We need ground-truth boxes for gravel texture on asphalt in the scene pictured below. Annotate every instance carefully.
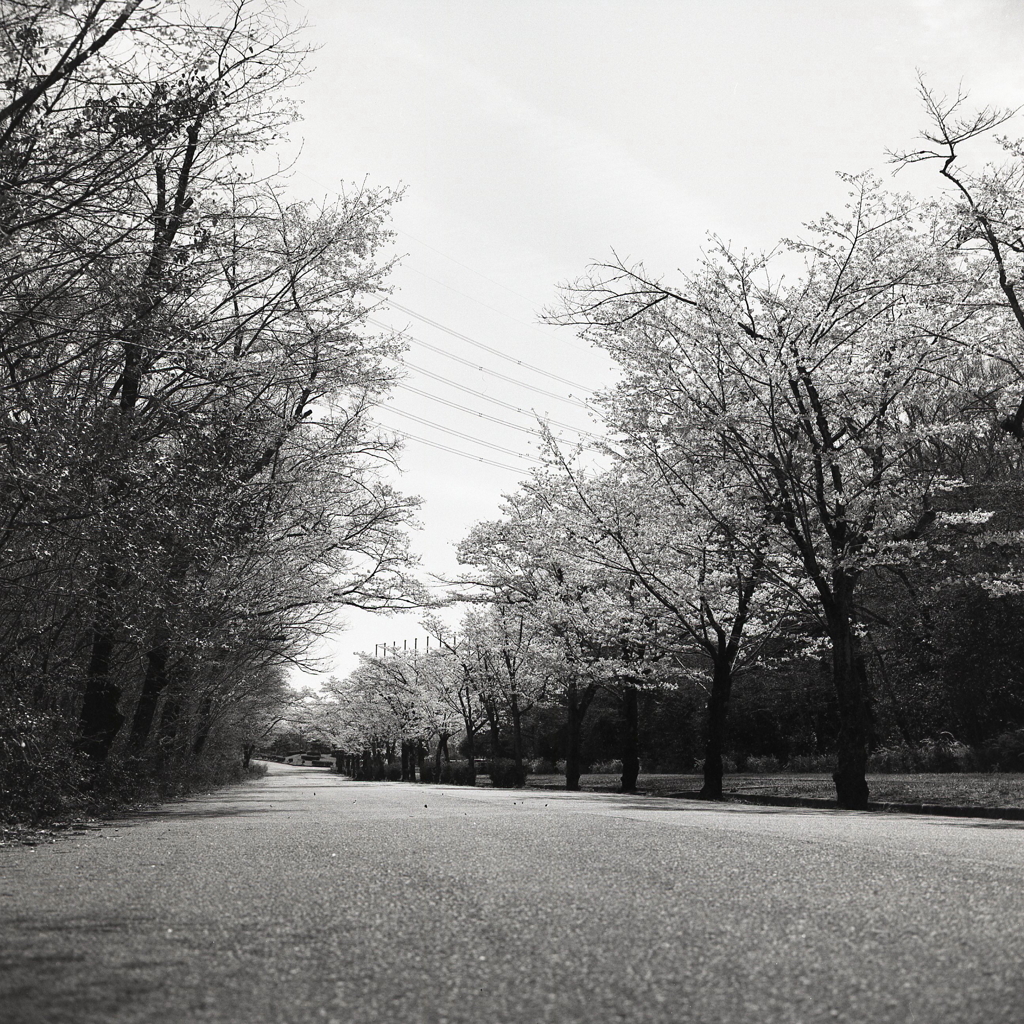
[2,762,1023,1024]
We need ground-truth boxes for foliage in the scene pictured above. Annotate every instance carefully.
[486,758,523,789]
[440,760,476,785]
[982,728,1024,772]
[0,0,418,820]
[308,79,1024,805]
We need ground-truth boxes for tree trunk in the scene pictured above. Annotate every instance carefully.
[242,742,255,769]
[462,717,477,785]
[483,696,502,759]
[620,684,640,794]
[154,683,185,775]
[436,732,450,782]
[416,738,426,782]
[77,563,123,762]
[78,630,123,763]
[191,693,214,757]
[126,635,169,754]
[565,680,597,791]
[509,693,526,788]
[157,688,180,743]
[700,657,734,801]
[829,596,871,810]
[400,740,411,781]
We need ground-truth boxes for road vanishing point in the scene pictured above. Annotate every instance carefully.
[3,762,1023,1024]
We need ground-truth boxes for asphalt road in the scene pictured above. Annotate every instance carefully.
[3,764,1024,1024]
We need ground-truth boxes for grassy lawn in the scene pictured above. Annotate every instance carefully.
[524,772,1024,808]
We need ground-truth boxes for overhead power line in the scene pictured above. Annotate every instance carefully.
[392,386,548,438]
[382,407,546,463]
[388,301,592,392]
[401,359,605,436]
[393,383,605,452]
[368,317,592,411]
[293,167,595,355]
[388,429,534,474]
[399,265,597,357]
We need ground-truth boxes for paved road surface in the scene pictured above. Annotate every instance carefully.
[3,763,1024,1023]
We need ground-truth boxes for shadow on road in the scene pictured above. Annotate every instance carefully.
[592,791,1024,831]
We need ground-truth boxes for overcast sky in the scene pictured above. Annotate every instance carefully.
[280,0,1024,682]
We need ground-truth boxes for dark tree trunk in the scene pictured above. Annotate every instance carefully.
[435,732,450,782]
[828,587,871,810]
[242,742,255,769]
[620,684,640,794]
[565,680,597,791]
[126,636,169,754]
[400,740,411,781]
[509,693,526,788]
[462,719,477,785]
[460,682,477,785]
[191,693,214,757]
[77,562,123,762]
[153,684,185,775]
[700,657,734,801]
[78,629,123,762]
[157,688,180,743]
[483,697,502,759]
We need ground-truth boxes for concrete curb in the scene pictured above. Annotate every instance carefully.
[665,790,1024,822]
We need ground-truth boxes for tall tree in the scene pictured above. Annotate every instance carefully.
[458,476,662,791]
[552,177,992,807]
[0,1,419,810]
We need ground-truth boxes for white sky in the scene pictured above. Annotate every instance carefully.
[281,0,1024,684]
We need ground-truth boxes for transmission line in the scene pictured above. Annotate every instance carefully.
[388,301,592,391]
[400,360,605,436]
[388,429,536,473]
[368,318,592,410]
[392,383,604,453]
[381,407,546,463]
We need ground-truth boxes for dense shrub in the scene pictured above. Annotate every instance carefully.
[527,757,557,775]
[744,754,782,773]
[441,760,476,785]
[589,759,623,774]
[914,736,977,772]
[982,728,1024,771]
[0,696,91,822]
[867,737,982,773]
[867,745,917,773]
[384,763,402,781]
[488,758,524,788]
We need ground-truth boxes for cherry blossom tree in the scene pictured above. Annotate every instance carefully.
[552,176,993,808]
[458,475,666,791]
